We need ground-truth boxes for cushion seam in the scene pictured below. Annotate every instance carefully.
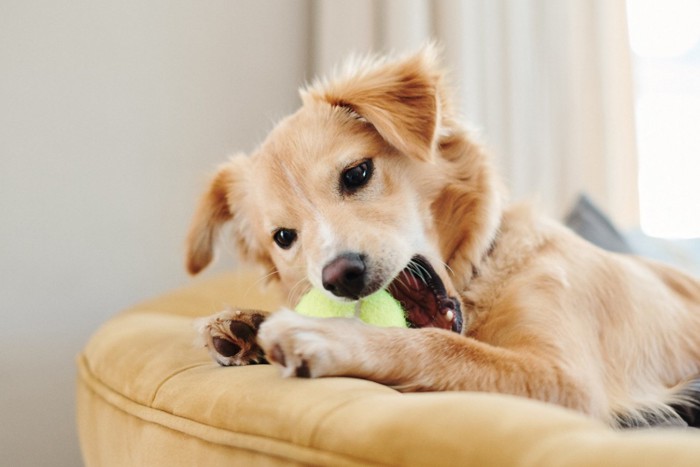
[77,354,388,466]
[148,362,210,405]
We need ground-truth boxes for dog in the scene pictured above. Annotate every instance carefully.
[186,46,700,428]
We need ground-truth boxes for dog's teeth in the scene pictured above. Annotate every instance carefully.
[445,310,454,322]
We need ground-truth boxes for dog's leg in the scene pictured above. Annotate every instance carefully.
[257,310,592,413]
[197,308,269,366]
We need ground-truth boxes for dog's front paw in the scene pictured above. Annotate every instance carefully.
[197,308,268,366]
[257,309,360,379]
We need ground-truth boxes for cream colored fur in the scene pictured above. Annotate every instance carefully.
[187,46,700,427]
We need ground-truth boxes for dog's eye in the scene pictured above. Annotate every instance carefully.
[273,228,297,249]
[341,159,373,192]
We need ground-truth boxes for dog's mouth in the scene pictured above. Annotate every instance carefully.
[387,256,463,333]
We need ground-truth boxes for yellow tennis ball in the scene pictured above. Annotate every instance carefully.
[295,288,407,328]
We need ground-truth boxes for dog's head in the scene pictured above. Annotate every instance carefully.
[186,47,502,333]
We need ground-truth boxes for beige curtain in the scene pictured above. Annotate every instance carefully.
[309,0,639,226]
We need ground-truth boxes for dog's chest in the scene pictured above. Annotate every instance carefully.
[458,257,522,339]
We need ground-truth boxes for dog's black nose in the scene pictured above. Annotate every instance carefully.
[322,253,366,299]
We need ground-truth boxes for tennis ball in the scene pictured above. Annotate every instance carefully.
[295,288,407,328]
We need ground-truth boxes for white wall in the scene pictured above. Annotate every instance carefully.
[0,1,311,465]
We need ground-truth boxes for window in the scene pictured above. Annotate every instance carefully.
[627,0,700,238]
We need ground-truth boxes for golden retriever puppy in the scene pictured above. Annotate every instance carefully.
[187,47,700,428]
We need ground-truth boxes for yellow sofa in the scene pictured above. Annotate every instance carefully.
[77,271,700,466]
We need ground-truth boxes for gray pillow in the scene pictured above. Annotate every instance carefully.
[564,194,634,254]
[564,193,700,277]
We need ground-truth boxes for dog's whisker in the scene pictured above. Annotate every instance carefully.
[406,262,426,286]
[394,274,413,292]
[287,277,311,307]
[408,260,430,286]
[251,268,281,289]
[406,260,421,278]
[249,265,307,305]
[404,263,418,284]
[287,281,305,305]
[413,261,433,282]
[422,252,456,278]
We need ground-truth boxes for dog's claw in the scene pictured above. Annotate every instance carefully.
[295,360,311,378]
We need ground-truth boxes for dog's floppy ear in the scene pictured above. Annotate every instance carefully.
[186,162,236,274]
[304,46,442,162]
[186,155,264,275]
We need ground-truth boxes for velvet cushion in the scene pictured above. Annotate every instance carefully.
[77,271,700,466]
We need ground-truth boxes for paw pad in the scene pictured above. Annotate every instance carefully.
[213,336,241,357]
